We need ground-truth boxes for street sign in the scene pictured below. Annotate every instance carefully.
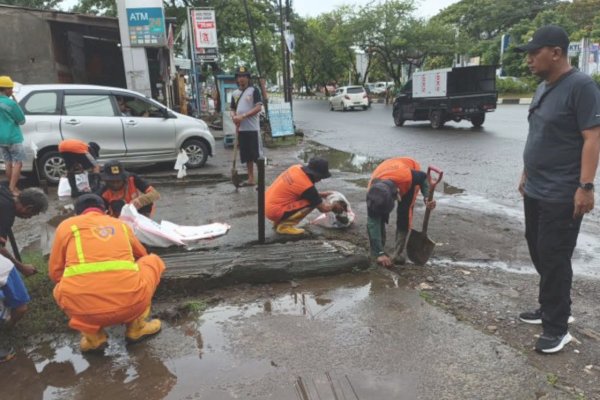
[192,9,219,61]
[568,42,581,56]
[126,6,166,47]
[268,103,294,137]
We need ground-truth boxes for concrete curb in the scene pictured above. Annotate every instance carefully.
[281,95,532,105]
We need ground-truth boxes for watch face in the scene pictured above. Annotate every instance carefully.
[581,183,594,190]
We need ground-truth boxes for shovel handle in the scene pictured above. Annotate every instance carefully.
[422,166,444,234]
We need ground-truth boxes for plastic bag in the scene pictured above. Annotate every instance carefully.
[174,150,189,179]
[57,177,71,198]
[310,191,355,229]
[75,172,90,192]
[119,204,230,248]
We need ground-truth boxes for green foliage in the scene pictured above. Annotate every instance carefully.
[70,0,115,16]
[1,0,62,9]
[592,74,600,87]
[496,76,537,94]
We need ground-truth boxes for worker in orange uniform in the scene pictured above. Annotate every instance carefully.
[58,139,101,198]
[367,157,436,268]
[265,157,343,235]
[98,160,160,218]
[49,194,165,352]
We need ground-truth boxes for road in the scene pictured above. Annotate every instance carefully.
[295,100,529,204]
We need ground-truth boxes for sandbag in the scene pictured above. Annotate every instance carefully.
[310,191,355,229]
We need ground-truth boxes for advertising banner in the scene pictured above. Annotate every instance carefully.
[192,9,219,61]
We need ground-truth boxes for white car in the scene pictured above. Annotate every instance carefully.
[329,86,369,111]
[4,84,216,183]
[370,81,394,94]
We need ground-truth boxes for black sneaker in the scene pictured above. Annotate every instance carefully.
[535,332,572,354]
[519,309,574,324]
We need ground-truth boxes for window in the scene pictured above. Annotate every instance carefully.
[347,87,364,94]
[64,94,115,117]
[22,92,58,115]
[115,95,163,118]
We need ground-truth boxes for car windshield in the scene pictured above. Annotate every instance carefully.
[347,87,364,94]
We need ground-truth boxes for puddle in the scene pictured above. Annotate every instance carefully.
[300,142,382,174]
[1,273,415,399]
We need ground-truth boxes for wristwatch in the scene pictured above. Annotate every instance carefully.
[579,182,594,191]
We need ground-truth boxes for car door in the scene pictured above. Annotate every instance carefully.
[113,93,176,161]
[60,90,126,158]
[335,89,343,108]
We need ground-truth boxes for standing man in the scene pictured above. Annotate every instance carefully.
[516,25,600,354]
[367,157,435,268]
[0,186,48,361]
[266,158,342,235]
[230,66,263,187]
[49,194,165,352]
[0,76,26,197]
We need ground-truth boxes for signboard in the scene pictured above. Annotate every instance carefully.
[568,42,581,57]
[126,7,166,47]
[192,9,219,61]
[412,69,450,98]
[268,103,294,138]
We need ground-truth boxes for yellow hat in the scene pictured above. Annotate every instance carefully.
[0,76,14,88]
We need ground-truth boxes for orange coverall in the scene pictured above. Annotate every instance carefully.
[49,209,165,334]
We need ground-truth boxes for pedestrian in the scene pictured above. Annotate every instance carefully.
[265,157,343,235]
[0,76,26,197]
[366,157,436,268]
[0,186,48,362]
[58,139,101,198]
[98,160,160,218]
[230,66,263,187]
[515,25,600,354]
[49,194,166,352]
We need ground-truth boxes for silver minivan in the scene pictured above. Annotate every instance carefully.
[4,84,215,183]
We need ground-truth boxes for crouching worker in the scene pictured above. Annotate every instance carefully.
[99,160,160,218]
[367,157,436,268]
[265,157,343,235]
[58,139,101,198]
[49,194,165,352]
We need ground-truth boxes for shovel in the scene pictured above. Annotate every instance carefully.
[231,126,243,188]
[407,166,443,265]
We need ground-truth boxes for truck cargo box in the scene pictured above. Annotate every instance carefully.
[412,66,496,98]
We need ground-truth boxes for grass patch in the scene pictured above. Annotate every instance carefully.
[264,135,301,148]
[498,92,535,99]
[419,291,433,303]
[183,300,208,314]
[546,373,558,386]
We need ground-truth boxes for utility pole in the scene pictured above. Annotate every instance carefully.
[285,0,293,109]
[278,0,289,103]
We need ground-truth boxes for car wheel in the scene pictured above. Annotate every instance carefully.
[182,139,209,168]
[393,108,405,127]
[38,150,66,184]
[430,110,445,129]
[470,113,485,128]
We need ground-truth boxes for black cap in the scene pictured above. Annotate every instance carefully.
[303,157,331,180]
[74,193,106,215]
[234,65,251,77]
[101,160,127,181]
[515,25,569,52]
[367,180,397,218]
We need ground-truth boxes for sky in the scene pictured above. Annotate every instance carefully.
[295,0,461,18]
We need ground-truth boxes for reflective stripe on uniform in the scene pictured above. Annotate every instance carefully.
[70,225,85,263]
[63,260,139,277]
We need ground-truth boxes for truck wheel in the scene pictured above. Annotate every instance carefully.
[430,111,445,129]
[471,113,485,128]
[393,109,405,126]
[38,150,66,184]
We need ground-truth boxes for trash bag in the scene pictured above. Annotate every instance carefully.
[174,150,189,179]
[310,191,355,229]
[119,204,230,248]
[57,177,71,198]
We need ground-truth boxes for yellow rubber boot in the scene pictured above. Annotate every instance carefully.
[80,329,108,353]
[275,209,310,235]
[125,306,161,344]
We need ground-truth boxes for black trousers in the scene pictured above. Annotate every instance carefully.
[524,195,582,335]
[396,185,417,233]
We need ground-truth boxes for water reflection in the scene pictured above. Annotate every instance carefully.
[300,142,381,174]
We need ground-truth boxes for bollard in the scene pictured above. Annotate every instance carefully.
[257,157,265,243]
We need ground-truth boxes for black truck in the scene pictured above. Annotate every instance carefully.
[392,65,497,129]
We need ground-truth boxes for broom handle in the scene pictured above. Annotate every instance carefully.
[421,166,443,234]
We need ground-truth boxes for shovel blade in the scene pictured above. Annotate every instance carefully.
[407,229,436,265]
[231,169,242,188]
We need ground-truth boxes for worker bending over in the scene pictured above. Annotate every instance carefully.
[367,157,436,267]
[266,157,343,235]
